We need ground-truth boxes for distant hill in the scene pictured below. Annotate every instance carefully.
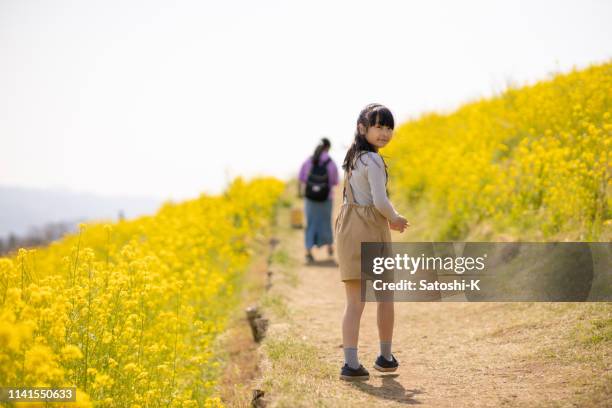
[0,185,162,240]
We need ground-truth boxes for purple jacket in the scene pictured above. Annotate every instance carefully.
[298,151,339,200]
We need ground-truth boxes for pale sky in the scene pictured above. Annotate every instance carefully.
[1,0,611,201]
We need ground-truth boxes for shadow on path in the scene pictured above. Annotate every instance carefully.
[305,258,338,268]
[349,374,424,405]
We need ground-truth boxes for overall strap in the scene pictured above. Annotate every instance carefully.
[343,169,356,204]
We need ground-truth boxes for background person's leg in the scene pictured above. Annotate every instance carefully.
[317,198,334,253]
[304,199,315,262]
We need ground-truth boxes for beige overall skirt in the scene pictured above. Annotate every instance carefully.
[334,169,392,282]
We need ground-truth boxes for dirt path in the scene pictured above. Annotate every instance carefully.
[252,190,611,407]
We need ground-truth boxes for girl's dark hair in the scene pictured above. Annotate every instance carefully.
[342,103,395,192]
[312,137,331,165]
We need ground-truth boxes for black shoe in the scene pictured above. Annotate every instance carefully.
[305,253,315,264]
[340,364,369,381]
[373,354,399,372]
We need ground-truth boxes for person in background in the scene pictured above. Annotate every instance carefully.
[298,137,339,264]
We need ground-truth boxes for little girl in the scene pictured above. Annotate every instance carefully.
[334,103,409,381]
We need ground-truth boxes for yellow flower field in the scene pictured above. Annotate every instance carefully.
[0,177,284,407]
[383,60,611,240]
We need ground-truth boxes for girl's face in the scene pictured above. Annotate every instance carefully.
[359,122,393,150]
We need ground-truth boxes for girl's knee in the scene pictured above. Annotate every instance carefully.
[345,301,365,315]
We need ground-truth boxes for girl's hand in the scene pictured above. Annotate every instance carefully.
[389,215,410,233]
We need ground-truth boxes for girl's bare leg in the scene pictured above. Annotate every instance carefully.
[377,300,394,342]
[342,280,365,347]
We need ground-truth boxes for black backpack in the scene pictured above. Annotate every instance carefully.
[305,157,332,201]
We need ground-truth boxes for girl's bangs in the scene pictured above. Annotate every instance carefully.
[366,107,395,129]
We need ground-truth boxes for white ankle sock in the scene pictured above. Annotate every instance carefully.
[343,347,360,369]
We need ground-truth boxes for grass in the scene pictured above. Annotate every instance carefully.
[270,248,292,266]
[264,336,334,378]
[583,317,612,345]
[259,332,337,408]
[269,248,299,288]
[260,292,291,321]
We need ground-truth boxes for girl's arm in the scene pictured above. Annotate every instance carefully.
[366,153,401,222]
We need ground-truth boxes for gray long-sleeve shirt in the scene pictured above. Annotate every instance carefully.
[343,151,401,222]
